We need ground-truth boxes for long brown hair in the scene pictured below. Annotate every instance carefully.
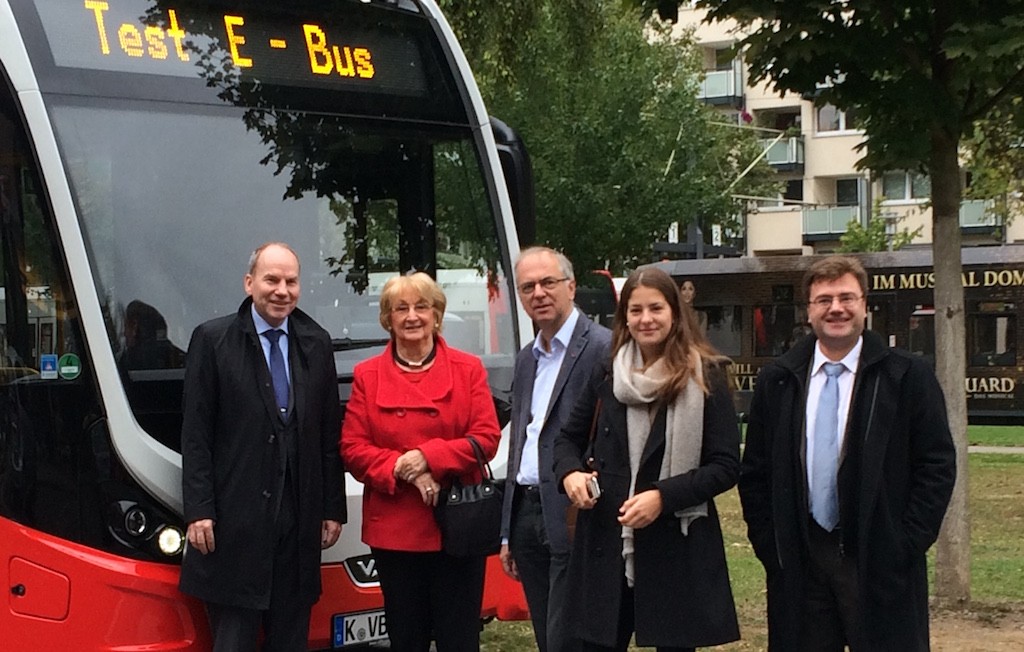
[611,268,719,398]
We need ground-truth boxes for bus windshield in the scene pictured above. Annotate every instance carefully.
[12,0,519,452]
[47,97,516,450]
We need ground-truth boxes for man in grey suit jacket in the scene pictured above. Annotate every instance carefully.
[500,247,612,652]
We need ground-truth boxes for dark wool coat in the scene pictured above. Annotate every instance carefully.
[740,330,956,651]
[553,360,741,649]
[179,299,345,609]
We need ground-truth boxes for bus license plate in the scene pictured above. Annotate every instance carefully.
[332,610,387,647]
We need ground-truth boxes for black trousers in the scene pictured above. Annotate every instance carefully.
[509,484,579,652]
[205,471,310,652]
[371,547,486,652]
[799,520,863,651]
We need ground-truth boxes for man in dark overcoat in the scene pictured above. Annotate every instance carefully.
[179,242,345,651]
[500,246,611,652]
[741,255,956,651]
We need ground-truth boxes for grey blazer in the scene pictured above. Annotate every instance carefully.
[500,311,612,555]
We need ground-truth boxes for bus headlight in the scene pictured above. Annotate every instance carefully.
[157,526,185,556]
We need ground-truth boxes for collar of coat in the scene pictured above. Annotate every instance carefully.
[775,328,889,377]
[375,336,455,409]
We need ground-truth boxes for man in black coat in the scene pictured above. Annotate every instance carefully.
[499,247,611,652]
[741,255,956,651]
[179,242,345,651]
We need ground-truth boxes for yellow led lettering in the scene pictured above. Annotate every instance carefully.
[85,0,112,54]
[166,9,189,62]
[354,48,374,78]
[145,26,168,60]
[118,24,144,57]
[334,46,355,77]
[224,15,253,68]
[304,25,333,74]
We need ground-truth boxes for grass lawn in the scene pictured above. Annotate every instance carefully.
[739,425,1024,447]
[481,453,1024,650]
[968,425,1024,447]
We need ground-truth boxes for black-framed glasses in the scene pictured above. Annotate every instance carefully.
[517,276,569,295]
[809,293,863,309]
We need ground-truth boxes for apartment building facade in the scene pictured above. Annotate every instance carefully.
[673,6,1023,257]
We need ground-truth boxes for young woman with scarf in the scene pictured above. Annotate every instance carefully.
[553,267,741,651]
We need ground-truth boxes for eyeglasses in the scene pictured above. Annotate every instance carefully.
[392,302,432,315]
[517,276,569,295]
[809,293,864,309]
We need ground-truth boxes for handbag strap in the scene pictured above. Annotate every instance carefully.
[466,435,494,481]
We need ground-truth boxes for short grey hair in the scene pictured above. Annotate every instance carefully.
[515,246,575,281]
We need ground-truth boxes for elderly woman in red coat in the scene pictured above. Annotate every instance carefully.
[340,272,501,651]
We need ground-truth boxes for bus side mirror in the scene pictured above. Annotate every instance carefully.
[490,117,536,246]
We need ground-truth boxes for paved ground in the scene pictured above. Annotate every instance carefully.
[968,446,1024,454]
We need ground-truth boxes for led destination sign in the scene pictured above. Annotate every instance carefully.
[33,0,429,96]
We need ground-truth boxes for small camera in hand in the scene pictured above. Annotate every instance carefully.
[586,475,601,499]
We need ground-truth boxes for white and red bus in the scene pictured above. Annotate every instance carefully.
[0,0,531,648]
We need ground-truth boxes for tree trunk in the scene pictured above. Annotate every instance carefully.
[930,128,971,606]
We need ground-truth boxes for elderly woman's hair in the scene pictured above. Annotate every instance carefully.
[378,272,447,334]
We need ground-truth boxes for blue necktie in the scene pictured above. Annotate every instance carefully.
[264,329,289,414]
[811,362,844,531]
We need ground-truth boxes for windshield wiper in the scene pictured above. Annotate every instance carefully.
[332,337,391,351]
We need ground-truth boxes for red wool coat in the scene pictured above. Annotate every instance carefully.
[340,337,501,551]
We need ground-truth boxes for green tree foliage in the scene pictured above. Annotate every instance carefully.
[838,201,922,253]
[439,0,778,273]
[963,98,1024,228]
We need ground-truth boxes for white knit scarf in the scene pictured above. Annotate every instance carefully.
[612,340,707,587]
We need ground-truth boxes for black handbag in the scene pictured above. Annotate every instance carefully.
[434,436,503,557]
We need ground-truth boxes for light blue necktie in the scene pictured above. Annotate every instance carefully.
[263,329,289,415]
[811,362,844,531]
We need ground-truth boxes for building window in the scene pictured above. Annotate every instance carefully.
[705,306,743,356]
[784,179,803,203]
[836,178,860,206]
[816,103,860,133]
[714,48,736,71]
[969,301,1016,366]
[753,304,808,357]
[882,170,931,201]
[908,309,935,365]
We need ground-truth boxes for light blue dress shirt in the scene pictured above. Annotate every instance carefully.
[804,336,861,502]
[251,305,291,383]
[516,308,580,486]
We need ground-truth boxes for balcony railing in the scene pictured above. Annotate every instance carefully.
[759,136,805,168]
[803,205,860,235]
[697,67,743,106]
